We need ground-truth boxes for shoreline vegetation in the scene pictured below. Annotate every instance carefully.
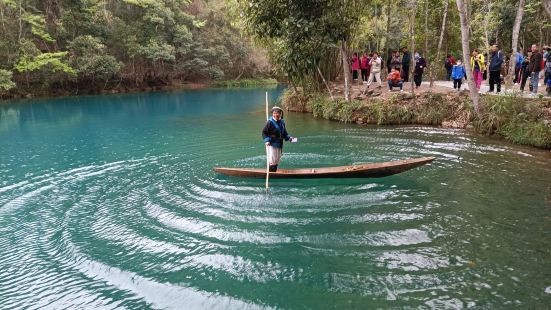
[0,77,278,102]
[281,88,551,150]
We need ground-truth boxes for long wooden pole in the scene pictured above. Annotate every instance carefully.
[265,92,270,190]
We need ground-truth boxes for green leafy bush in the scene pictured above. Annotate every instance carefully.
[0,69,16,93]
[472,95,551,148]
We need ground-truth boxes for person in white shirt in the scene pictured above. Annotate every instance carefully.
[366,52,382,89]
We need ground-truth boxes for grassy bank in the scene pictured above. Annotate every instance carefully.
[282,89,551,149]
[211,78,278,88]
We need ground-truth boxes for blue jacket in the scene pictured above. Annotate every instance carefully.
[489,50,503,71]
[451,64,466,80]
[515,52,524,67]
[262,117,290,148]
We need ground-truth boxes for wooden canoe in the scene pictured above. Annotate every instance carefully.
[213,157,435,179]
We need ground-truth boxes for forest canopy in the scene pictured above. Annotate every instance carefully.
[0,0,549,97]
[0,0,269,96]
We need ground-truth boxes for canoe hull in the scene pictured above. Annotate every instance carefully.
[213,157,435,179]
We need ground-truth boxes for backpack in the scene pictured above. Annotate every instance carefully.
[445,58,452,69]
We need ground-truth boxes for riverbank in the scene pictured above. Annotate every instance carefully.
[0,78,278,102]
[282,84,551,149]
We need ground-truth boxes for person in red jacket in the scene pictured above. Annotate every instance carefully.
[360,52,369,83]
[387,68,403,91]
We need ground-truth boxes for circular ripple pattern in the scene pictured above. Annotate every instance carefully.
[1,89,550,309]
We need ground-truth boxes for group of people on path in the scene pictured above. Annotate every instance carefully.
[444,44,551,96]
[350,47,427,92]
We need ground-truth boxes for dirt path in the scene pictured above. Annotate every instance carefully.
[331,78,550,101]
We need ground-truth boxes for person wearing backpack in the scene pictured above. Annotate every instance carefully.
[445,54,455,81]
[451,59,466,91]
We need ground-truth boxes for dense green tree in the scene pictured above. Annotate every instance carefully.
[0,0,269,96]
[0,69,16,93]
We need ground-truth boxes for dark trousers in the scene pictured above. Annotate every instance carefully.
[520,73,529,91]
[414,73,423,87]
[453,79,462,89]
[513,66,521,83]
[446,68,452,81]
[489,70,501,92]
[352,70,358,80]
[546,71,551,94]
[361,69,368,81]
[402,65,410,82]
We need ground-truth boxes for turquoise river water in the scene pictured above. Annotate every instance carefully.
[0,87,550,309]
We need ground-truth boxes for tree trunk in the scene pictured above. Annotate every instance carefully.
[544,0,551,21]
[43,0,61,32]
[18,1,22,43]
[384,0,391,65]
[539,20,543,50]
[505,0,525,91]
[409,1,417,96]
[430,0,449,88]
[340,39,351,102]
[456,0,481,116]
[424,0,428,55]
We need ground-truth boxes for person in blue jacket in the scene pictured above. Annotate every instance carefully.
[488,45,504,93]
[262,107,297,172]
[451,59,466,91]
[513,50,524,84]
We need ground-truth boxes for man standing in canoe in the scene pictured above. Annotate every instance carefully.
[262,107,297,172]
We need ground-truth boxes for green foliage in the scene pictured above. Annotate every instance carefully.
[138,40,176,63]
[77,55,121,81]
[500,120,551,149]
[0,69,16,92]
[310,94,363,123]
[0,0,270,94]
[243,0,366,88]
[368,97,415,125]
[68,35,120,82]
[68,35,105,56]
[15,52,75,76]
[473,95,551,148]
[212,78,277,87]
[281,88,315,112]
[23,12,55,42]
